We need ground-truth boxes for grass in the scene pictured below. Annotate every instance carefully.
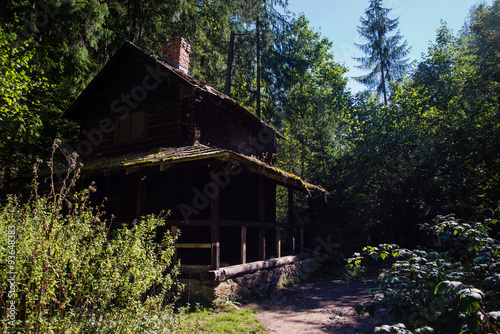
[174,308,267,334]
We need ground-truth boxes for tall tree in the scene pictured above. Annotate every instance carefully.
[354,0,411,104]
[227,0,289,118]
[271,16,350,227]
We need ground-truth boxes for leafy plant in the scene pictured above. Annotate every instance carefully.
[0,140,182,333]
[348,213,500,333]
[213,293,242,312]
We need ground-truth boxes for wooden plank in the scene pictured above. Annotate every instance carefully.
[165,219,212,226]
[219,220,281,228]
[241,226,247,264]
[181,264,211,270]
[175,243,212,249]
[130,111,145,140]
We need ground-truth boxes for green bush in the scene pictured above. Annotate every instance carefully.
[0,140,182,333]
[349,213,500,333]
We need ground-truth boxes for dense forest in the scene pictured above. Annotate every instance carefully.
[1,0,499,332]
[2,0,498,248]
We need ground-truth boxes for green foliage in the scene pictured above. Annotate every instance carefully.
[0,27,44,175]
[175,308,267,334]
[348,213,500,333]
[271,15,350,230]
[0,141,181,333]
[212,293,242,312]
[331,1,500,250]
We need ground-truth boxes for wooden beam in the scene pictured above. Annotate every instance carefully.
[159,163,173,171]
[201,253,310,281]
[276,227,281,258]
[259,227,266,260]
[175,243,212,249]
[258,177,266,261]
[220,220,281,228]
[210,164,221,270]
[300,227,304,254]
[126,166,143,175]
[166,219,281,227]
[165,219,212,226]
[241,226,247,264]
[136,173,146,218]
[288,188,295,255]
[171,226,178,264]
[181,264,211,270]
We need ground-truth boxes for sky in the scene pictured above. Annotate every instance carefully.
[285,0,494,93]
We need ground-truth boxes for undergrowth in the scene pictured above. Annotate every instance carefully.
[0,140,182,333]
[349,213,500,333]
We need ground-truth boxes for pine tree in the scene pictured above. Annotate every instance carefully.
[354,0,411,104]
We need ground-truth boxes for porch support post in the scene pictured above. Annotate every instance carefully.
[211,164,221,270]
[241,226,247,264]
[300,227,304,254]
[288,188,295,255]
[276,227,281,258]
[258,177,266,261]
[136,172,147,218]
[171,226,178,264]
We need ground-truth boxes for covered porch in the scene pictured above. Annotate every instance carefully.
[82,144,328,280]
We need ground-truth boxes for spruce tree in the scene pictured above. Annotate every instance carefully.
[354,0,411,104]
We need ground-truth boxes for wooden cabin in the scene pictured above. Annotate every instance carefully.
[64,38,327,285]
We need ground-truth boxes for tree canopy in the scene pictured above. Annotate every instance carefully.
[0,0,499,256]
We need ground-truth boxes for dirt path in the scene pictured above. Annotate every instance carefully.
[244,273,393,334]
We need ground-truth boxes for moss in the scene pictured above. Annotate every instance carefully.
[79,145,327,197]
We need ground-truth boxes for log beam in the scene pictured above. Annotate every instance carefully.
[201,253,310,281]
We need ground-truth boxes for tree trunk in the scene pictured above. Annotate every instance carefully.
[256,18,261,118]
[224,31,236,96]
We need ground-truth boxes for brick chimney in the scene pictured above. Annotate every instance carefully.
[162,37,191,74]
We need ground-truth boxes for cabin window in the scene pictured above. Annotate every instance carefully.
[114,111,146,143]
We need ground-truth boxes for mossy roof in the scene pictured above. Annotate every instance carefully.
[82,144,328,197]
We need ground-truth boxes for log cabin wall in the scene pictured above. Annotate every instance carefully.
[194,93,277,165]
[73,48,196,161]
[80,99,185,159]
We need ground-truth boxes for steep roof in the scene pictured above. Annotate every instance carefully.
[64,41,283,138]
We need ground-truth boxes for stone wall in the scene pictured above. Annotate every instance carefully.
[180,258,314,302]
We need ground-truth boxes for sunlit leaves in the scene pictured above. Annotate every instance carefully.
[0,27,44,173]
[350,214,500,333]
[0,154,180,331]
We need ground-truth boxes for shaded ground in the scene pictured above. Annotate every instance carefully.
[244,272,393,333]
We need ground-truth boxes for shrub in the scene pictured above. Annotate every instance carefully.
[349,213,500,333]
[0,140,181,333]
